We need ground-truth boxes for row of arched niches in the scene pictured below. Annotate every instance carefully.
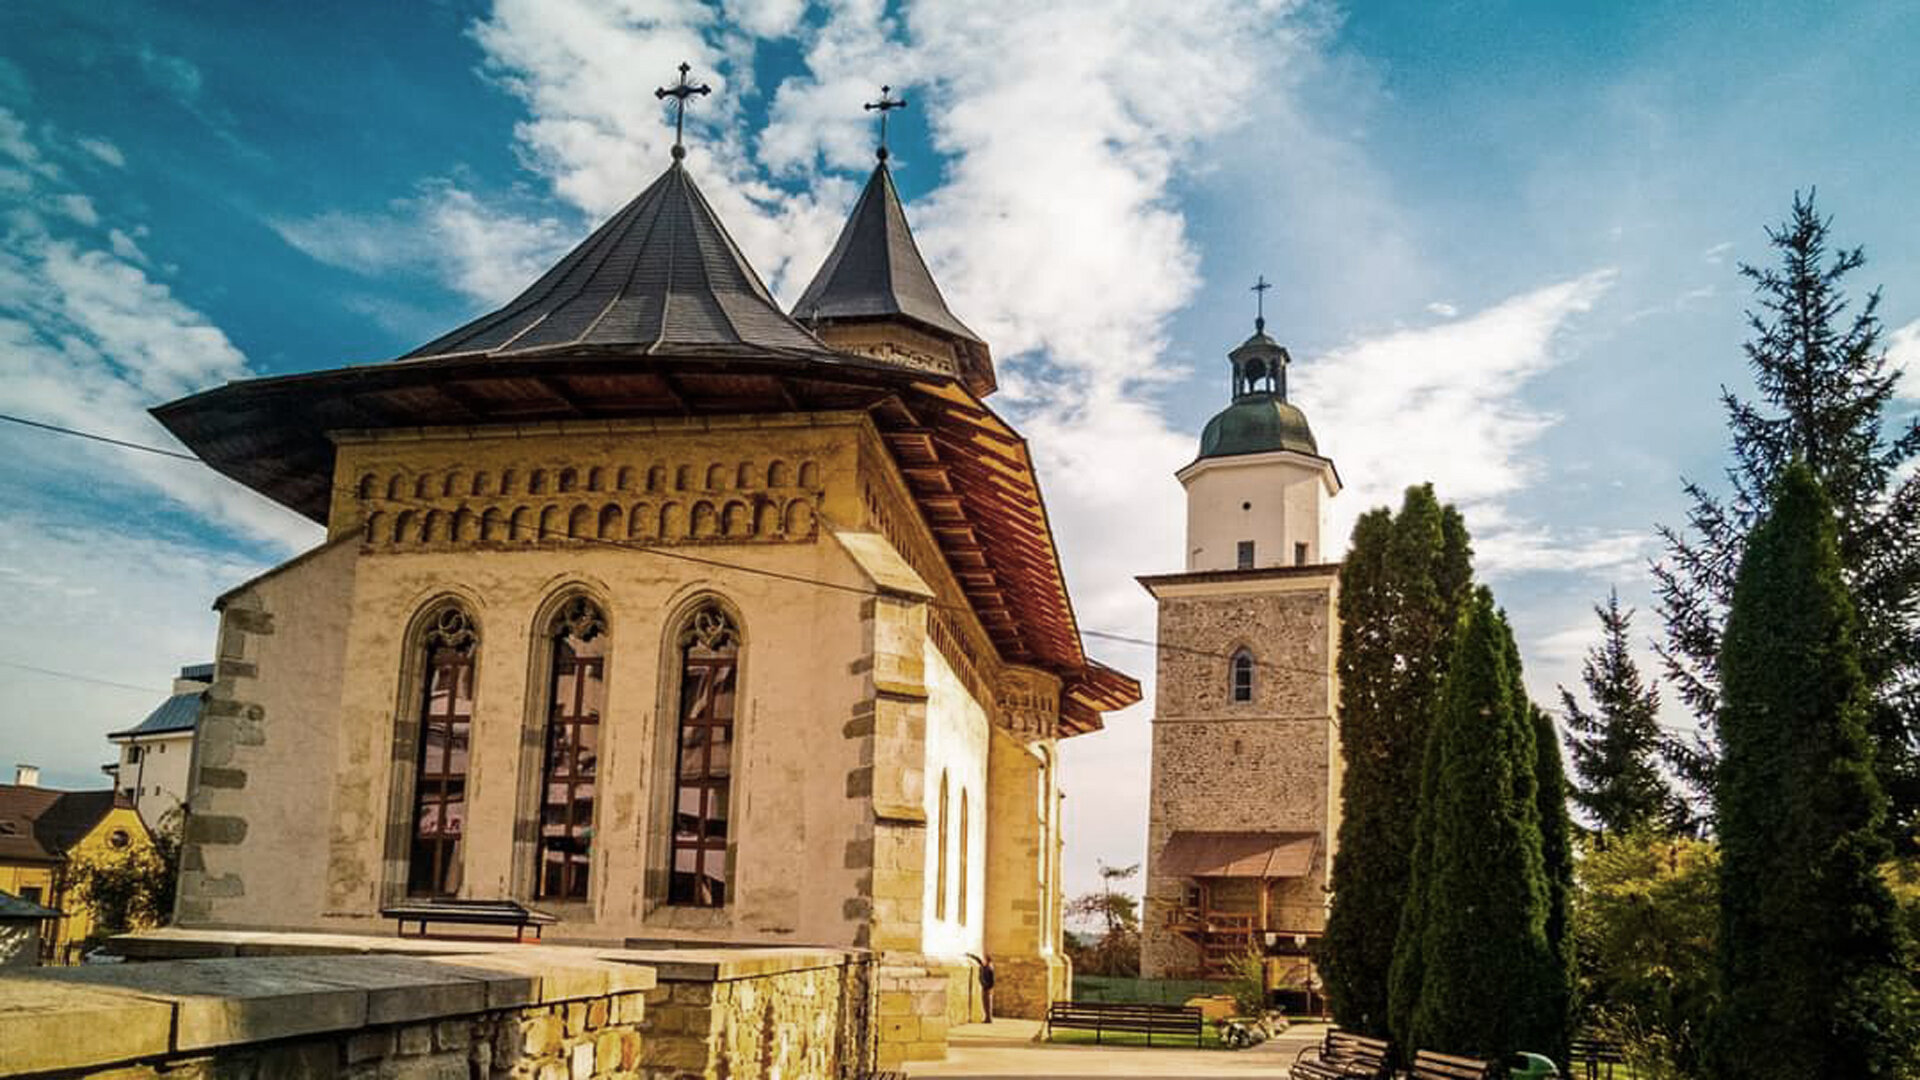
[350,459,824,549]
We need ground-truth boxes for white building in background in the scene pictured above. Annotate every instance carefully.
[103,664,210,829]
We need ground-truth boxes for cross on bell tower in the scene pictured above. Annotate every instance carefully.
[1251,274,1272,332]
[655,62,713,161]
[865,85,907,161]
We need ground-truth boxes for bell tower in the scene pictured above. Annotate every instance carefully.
[1138,288,1344,993]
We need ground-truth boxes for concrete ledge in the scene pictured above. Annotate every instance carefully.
[1,951,658,1074]
[614,944,860,983]
[0,980,175,1075]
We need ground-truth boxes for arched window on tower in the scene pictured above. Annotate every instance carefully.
[535,597,606,901]
[408,604,477,898]
[1231,649,1255,703]
[669,603,739,907]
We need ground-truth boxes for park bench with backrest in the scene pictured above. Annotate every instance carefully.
[1569,1036,1625,1079]
[1043,1000,1205,1046]
[1289,1028,1393,1079]
[380,899,557,941]
[1408,1049,1501,1080]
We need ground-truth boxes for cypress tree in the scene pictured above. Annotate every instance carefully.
[1531,702,1576,1065]
[1654,192,1920,843]
[1710,463,1917,1078]
[1561,591,1678,837]
[1391,590,1563,1060]
[1322,485,1473,1036]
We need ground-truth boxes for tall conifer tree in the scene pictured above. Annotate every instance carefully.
[1322,485,1472,1036]
[1561,591,1678,836]
[1532,702,1576,1065]
[1390,590,1565,1060]
[1655,192,1920,842]
[1710,463,1916,1078]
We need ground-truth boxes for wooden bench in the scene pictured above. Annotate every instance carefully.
[1569,1037,1624,1079]
[1043,1001,1205,1046]
[1290,1028,1392,1080]
[1409,1049,1501,1080]
[381,899,557,941]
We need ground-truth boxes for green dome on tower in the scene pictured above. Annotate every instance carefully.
[1198,395,1319,458]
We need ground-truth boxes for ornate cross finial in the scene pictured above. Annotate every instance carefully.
[1251,274,1272,332]
[655,62,712,161]
[864,85,907,162]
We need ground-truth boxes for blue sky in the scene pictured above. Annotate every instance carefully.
[3,0,1917,901]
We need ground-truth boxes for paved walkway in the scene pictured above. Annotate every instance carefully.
[909,1019,1328,1078]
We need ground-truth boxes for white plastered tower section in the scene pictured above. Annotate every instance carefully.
[1139,313,1345,994]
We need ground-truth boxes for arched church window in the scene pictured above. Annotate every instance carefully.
[669,603,739,906]
[1231,649,1255,703]
[958,787,970,926]
[536,597,606,901]
[408,604,477,898]
[936,770,950,921]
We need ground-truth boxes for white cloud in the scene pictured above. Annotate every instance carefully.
[0,107,58,181]
[0,125,319,551]
[1426,301,1458,318]
[1302,270,1622,574]
[53,192,98,227]
[0,511,266,788]
[75,136,126,169]
[1890,317,1920,399]
[272,186,575,308]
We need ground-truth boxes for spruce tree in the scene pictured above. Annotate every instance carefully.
[1561,591,1677,836]
[1654,192,1920,843]
[1322,485,1472,1036]
[1711,463,1917,1078]
[1391,590,1564,1060]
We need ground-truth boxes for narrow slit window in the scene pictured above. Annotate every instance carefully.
[1295,541,1309,565]
[1237,540,1256,569]
[668,605,738,907]
[408,606,477,898]
[535,598,607,902]
[1231,649,1255,703]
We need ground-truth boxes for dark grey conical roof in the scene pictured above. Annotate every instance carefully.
[792,161,982,344]
[404,161,831,360]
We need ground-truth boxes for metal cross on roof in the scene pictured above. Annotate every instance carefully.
[655,62,712,161]
[1251,274,1272,332]
[865,85,907,161]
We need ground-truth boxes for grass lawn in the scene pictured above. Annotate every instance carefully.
[1044,1024,1229,1050]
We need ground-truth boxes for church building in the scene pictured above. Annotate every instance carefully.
[1138,306,1342,998]
[152,79,1138,1064]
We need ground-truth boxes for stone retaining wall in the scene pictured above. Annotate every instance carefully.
[639,952,872,1079]
[0,952,654,1079]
